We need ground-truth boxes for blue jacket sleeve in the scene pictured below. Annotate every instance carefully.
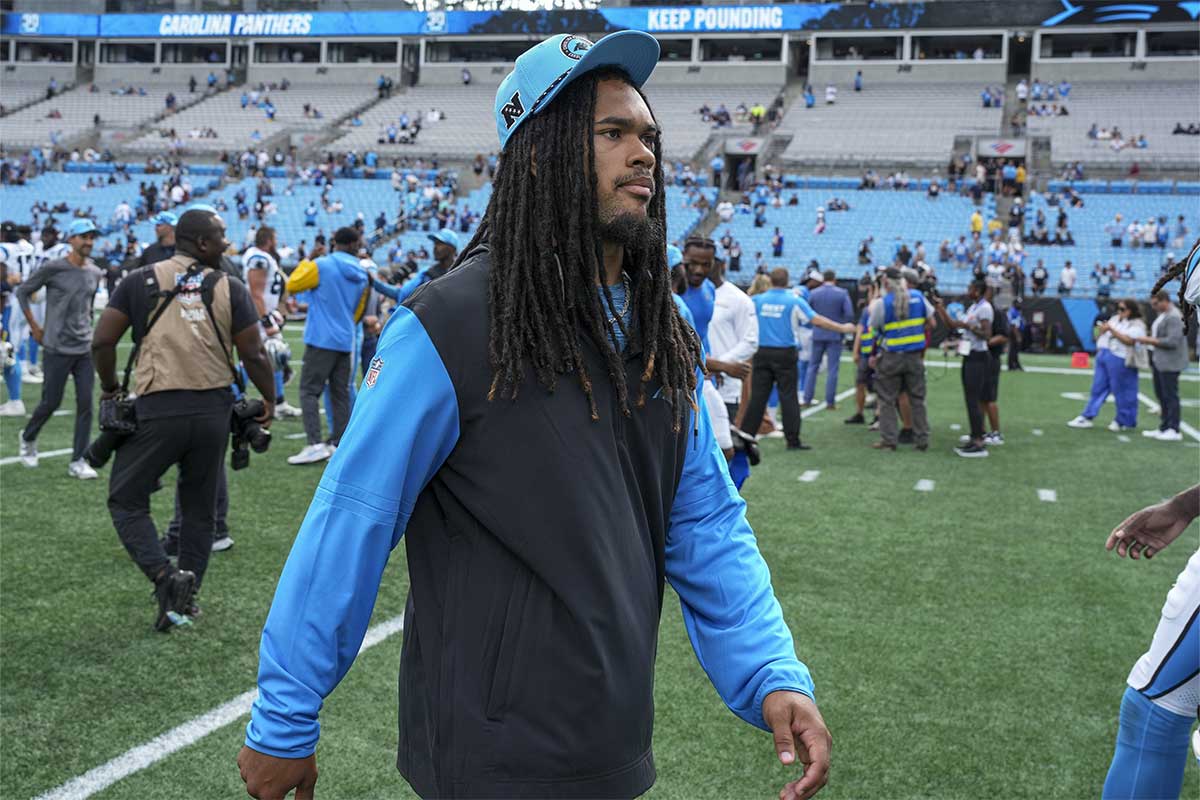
[245,305,459,758]
[665,395,814,732]
[394,270,428,304]
[372,279,402,302]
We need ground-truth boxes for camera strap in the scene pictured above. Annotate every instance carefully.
[198,269,246,394]
[119,263,203,393]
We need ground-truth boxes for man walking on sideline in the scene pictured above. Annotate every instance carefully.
[1137,290,1186,441]
[285,227,369,465]
[16,219,104,479]
[740,268,854,450]
[92,209,276,630]
[239,32,831,800]
[803,269,853,409]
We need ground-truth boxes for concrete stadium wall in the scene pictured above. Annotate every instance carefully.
[1029,60,1200,83]
[807,61,1006,86]
[94,64,219,86]
[417,61,787,87]
[3,63,77,84]
[247,63,395,86]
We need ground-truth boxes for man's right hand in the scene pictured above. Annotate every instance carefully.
[30,324,43,345]
[238,745,318,800]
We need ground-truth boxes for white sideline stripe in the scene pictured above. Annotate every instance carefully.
[283,432,307,440]
[838,353,1200,382]
[1037,489,1058,503]
[1032,429,1043,436]
[1137,392,1200,442]
[34,614,405,800]
[914,479,935,492]
[798,470,821,483]
[949,423,961,431]
[0,447,73,467]
[799,388,856,419]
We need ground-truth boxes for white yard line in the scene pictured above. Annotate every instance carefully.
[0,448,73,467]
[798,470,821,483]
[837,354,1199,382]
[1037,489,1058,503]
[1137,392,1200,442]
[799,388,856,419]
[1031,429,1043,436]
[914,479,935,492]
[34,614,405,800]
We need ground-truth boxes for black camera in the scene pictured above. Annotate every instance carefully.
[83,394,137,468]
[230,398,271,470]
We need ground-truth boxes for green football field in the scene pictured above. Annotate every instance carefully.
[2,326,1198,800]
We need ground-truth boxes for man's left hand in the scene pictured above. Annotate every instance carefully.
[763,690,831,800]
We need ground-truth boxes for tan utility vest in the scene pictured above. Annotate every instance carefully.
[134,256,235,397]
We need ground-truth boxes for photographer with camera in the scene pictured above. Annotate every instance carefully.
[91,209,276,632]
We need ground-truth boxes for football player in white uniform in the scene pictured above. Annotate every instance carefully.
[1102,485,1200,799]
[243,227,299,419]
[0,223,40,397]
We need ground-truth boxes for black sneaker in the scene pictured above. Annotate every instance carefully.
[161,536,178,557]
[898,428,915,445]
[954,442,989,458]
[153,569,197,632]
[786,441,813,451]
[844,413,865,425]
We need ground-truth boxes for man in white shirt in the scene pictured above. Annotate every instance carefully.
[707,258,758,422]
[1058,261,1076,296]
[717,200,735,223]
[824,84,837,104]
[1015,79,1028,102]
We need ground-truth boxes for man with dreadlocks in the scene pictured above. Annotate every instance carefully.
[239,32,830,800]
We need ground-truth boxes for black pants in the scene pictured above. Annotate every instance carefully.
[1007,329,1023,370]
[23,350,94,460]
[166,464,228,540]
[741,346,801,445]
[108,410,229,588]
[299,344,351,446]
[1152,366,1181,432]
[962,351,990,440]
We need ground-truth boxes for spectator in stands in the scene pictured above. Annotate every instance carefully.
[1015,79,1028,103]
[1171,215,1189,249]
[304,202,318,227]
[461,68,471,86]
[1058,261,1076,296]
[1029,260,1048,296]
[754,252,767,274]
[1121,262,1135,281]
[207,72,217,90]
[709,153,725,188]
[1096,268,1115,301]
[803,85,815,109]
[824,84,837,105]
[1141,218,1157,249]
[970,209,983,237]
[938,240,952,263]
[1058,79,1071,98]
[1107,214,1124,247]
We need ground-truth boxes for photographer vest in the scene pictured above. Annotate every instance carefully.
[133,256,235,396]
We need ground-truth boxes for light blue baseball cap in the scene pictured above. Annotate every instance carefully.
[67,218,98,238]
[428,229,459,250]
[494,31,660,151]
[151,211,178,227]
[667,245,683,268]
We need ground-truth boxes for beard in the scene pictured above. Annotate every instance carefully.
[598,198,662,253]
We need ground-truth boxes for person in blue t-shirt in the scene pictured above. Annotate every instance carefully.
[709,154,725,189]
[681,237,717,351]
[284,227,370,465]
[304,203,318,226]
[739,269,854,450]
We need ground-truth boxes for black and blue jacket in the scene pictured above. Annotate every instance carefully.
[246,247,814,798]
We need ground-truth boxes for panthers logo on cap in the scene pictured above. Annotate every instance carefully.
[560,35,593,60]
[500,91,525,129]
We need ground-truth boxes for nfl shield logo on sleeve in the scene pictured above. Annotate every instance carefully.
[365,356,384,388]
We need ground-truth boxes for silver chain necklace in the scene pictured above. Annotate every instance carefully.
[604,271,631,326]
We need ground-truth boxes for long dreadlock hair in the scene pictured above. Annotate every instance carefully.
[1150,237,1200,335]
[453,67,702,430]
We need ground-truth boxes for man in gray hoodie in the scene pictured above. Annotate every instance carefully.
[16,218,104,478]
[1138,289,1187,442]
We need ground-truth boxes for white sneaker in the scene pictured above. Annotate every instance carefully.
[274,401,302,419]
[1142,429,1163,439]
[1156,429,1183,442]
[984,432,1004,446]
[765,430,785,439]
[958,434,972,445]
[1067,416,1093,429]
[287,443,331,465]
[1107,420,1133,432]
[211,535,235,552]
[0,399,25,416]
[18,433,37,467]
[27,363,43,380]
[68,459,98,480]
[20,364,43,385]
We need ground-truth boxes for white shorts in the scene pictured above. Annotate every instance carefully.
[1126,547,1200,718]
[703,380,732,451]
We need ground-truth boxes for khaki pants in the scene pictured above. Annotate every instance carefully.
[874,351,929,447]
